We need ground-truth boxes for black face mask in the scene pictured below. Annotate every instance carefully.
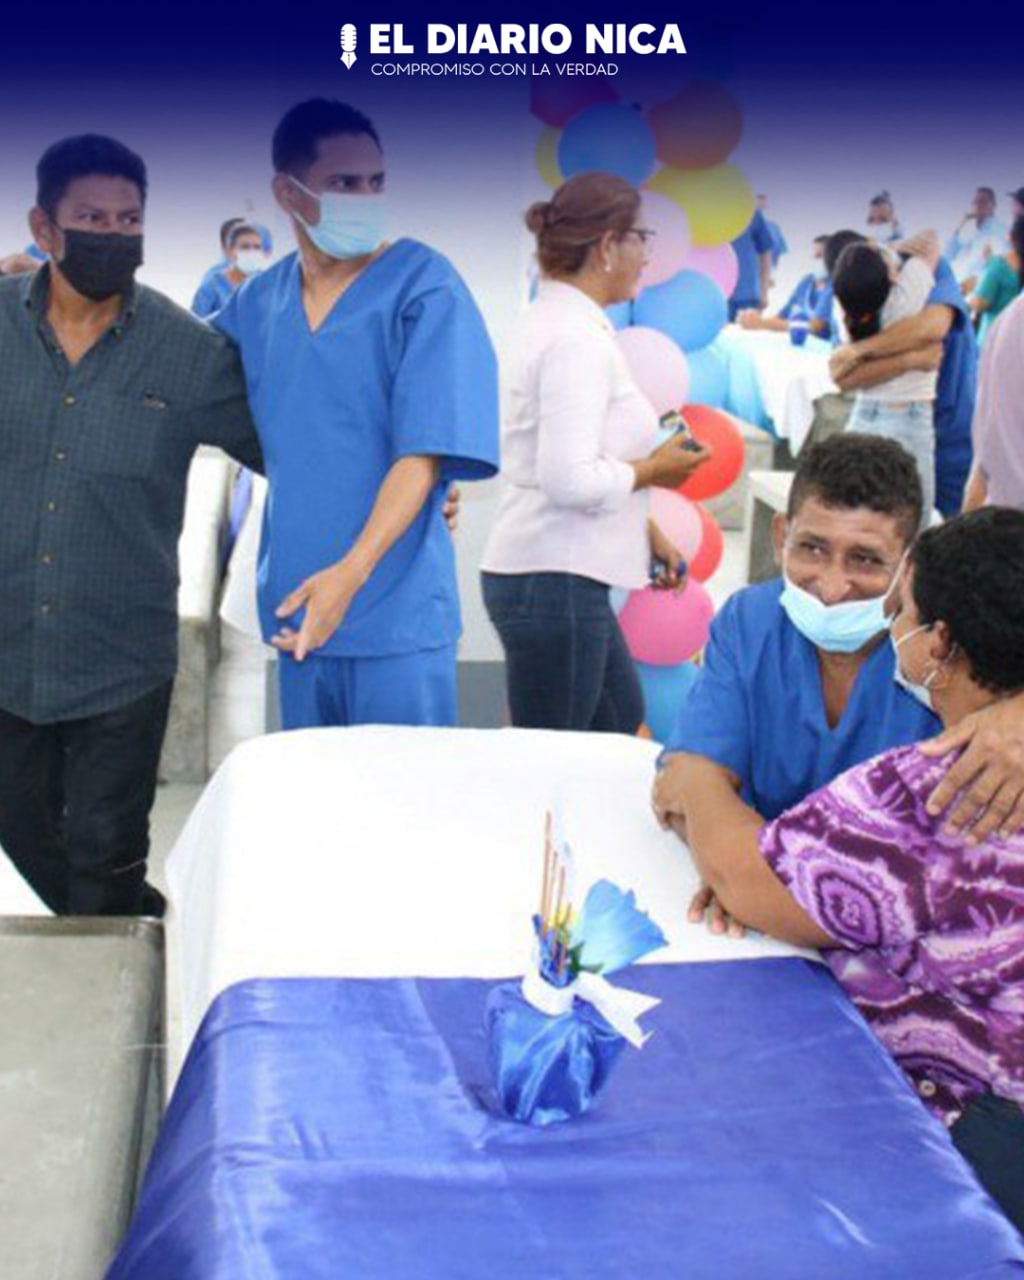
[55,227,144,301]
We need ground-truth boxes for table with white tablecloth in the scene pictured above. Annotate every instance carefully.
[108,728,1024,1280]
[718,326,845,452]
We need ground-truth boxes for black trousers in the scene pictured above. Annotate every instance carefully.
[951,1093,1024,1234]
[0,682,173,915]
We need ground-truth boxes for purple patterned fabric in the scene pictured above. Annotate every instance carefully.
[761,745,1024,1125]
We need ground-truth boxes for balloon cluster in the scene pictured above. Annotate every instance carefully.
[531,74,753,739]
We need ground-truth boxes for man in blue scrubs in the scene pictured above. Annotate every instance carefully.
[656,435,932,824]
[212,99,499,729]
[728,206,774,320]
[826,231,977,514]
[654,433,1024,927]
[737,234,834,341]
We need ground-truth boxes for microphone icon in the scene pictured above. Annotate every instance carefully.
[340,24,357,68]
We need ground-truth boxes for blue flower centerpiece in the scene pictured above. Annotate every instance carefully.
[485,813,667,1127]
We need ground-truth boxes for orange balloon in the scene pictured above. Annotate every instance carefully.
[648,81,743,171]
[678,405,745,501]
[689,504,724,582]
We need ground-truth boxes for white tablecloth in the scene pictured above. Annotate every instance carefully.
[725,327,839,452]
[168,726,814,1047]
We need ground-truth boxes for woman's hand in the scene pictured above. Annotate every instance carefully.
[638,434,711,491]
[647,519,687,592]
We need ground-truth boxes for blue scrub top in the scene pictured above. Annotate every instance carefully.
[192,268,236,319]
[928,258,977,515]
[778,274,834,340]
[663,578,938,820]
[212,239,499,658]
[730,210,774,308]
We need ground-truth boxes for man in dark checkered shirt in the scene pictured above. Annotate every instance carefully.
[0,134,263,917]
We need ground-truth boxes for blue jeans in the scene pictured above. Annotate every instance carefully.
[481,572,644,734]
[847,399,935,522]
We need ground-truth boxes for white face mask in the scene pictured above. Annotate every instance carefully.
[289,176,387,260]
[868,220,894,242]
[891,624,939,711]
[233,248,265,276]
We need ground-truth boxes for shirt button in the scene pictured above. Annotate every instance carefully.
[63,394,76,407]
[41,552,54,565]
[40,602,52,615]
[45,500,57,513]
[918,1079,937,1099]
[54,448,68,462]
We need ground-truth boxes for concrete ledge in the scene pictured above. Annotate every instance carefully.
[159,454,233,784]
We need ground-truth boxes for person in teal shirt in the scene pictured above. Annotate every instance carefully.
[971,215,1024,344]
[212,99,499,730]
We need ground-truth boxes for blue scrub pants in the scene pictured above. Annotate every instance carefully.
[277,645,458,730]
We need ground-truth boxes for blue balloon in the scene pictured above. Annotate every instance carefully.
[634,270,729,353]
[605,301,634,330]
[557,104,656,187]
[686,341,730,407]
[636,660,701,744]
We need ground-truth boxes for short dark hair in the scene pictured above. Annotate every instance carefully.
[824,229,866,278]
[227,222,260,250]
[870,190,893,209]
[219,216,245,250]
[36,134,147,217]
[911,508,1024,695]
[833,242,892,342]
[977,186,996,203]
[788,433,923,543]
[272,98,381,177]
[813,234,830,247]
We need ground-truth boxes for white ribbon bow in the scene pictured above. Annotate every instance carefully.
[521,965,660,1050]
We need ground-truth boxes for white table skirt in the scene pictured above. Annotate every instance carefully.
[0,847,51,915]
[168,726,814,1047]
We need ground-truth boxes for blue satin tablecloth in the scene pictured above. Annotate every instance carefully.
[108,960,1024,1279]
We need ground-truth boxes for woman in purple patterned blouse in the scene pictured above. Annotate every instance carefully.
[670,508,1024,1231]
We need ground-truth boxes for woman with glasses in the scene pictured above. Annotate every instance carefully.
[481,171,709,732]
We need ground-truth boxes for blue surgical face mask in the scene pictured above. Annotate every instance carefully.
[233,248,265,276]
[290,177,387,259]
[812,261,827,282]
[891,624,938,711]
[780,575,890,653]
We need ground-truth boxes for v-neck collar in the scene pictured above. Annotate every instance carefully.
[293,239,403,336]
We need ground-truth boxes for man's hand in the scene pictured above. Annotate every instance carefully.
[688,883,747,938]
[737,309,763,330]
[651,756,688,828]
[273,557,367,661]
[919,694,1024,841]
[443,483,461,534]
[0,253,42,276]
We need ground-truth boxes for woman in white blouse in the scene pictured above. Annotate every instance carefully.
[481,172,710,732]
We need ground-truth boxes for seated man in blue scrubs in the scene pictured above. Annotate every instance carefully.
[653,434,1024,925]
[826,230,977,515]
[212,99,500,729]
[736,234,833,341]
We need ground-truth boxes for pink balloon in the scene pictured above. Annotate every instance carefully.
[530,79,619,128]
[616,326,690,416]
[620,580,714,666]
[685,244,739,299]
[649,489,702,561]
[639,191,692,288]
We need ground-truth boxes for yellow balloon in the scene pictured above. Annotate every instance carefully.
[646,164,755,248]
[535,126,564,189]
